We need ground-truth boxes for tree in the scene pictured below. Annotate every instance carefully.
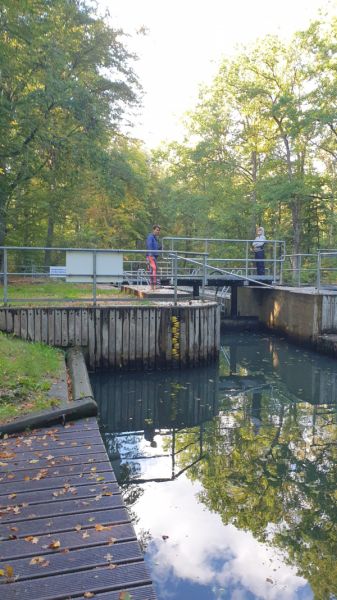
[0,0,140,255]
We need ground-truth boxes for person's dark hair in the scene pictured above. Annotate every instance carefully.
[153,224,161,230]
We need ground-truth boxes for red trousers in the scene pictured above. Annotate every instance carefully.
[147,256,157,286]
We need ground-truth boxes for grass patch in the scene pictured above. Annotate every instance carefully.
[0,332,65,424]
[0,280,133,306]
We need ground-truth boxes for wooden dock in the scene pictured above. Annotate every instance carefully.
[0,417,156,599]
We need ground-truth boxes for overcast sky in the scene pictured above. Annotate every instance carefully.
[98,0,335,148]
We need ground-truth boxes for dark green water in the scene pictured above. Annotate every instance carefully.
[90,333,337,600]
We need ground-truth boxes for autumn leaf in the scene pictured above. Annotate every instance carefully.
[48,540,61,550]
[29,556,50,567]
[95,524,112,531]
[119,592,132,600]
[24,536,39,544]
[83,592,95,598]
[0,565,15,579]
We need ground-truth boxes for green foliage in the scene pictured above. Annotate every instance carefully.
[1,5,337,257]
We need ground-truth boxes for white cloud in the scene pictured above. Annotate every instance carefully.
[132,473,312,599]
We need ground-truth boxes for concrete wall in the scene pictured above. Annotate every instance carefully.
[236,287,324,344]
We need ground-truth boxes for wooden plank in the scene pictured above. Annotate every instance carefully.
[6,310,13,333]
[155,308,161,368]
[165,308,172,364]
[121,309,129,368]
[95,308,102,369]
[1,432,105,452]
[215,304,221,355]
[20,310,28,341]
[34,309,41,342]
[0,482,120,508]
[0,507,130,539]
[68,309,75,345]
[101,308,109,369]
[57,586,157,600]
[188,308,194,365]
[48,309,55,346]
[148,308,156,369]
[0,309,6,332]
[180,309,187,367]
[0,452,108,474]
[0,462,112,485]
[108,309,116,369]
[195,307,200,364]
[75,309,82,346]
[81,309,88,347]
[0,490,125,524]
[54,310,62,346]
[0,471,116,496]
[142,309,149,370]
[129,308,136,367]
[88,310,95,370]
[0,441,106,462]
[1,562,152,600]
[13,310,20,337]
[0,540,143,582]
[115,309,123,369]
[135,309,142,369]
[41,309,48,344]
[61,309,68,346]
[0,522,136,560]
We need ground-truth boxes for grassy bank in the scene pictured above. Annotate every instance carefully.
[0,332,65,424]
[0,280,132,306]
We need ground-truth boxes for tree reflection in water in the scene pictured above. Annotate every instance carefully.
[91,333,337,600]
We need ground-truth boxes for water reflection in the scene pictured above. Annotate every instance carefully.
[90,333,337,600]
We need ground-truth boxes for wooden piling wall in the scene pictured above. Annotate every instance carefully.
[0,304,220,370]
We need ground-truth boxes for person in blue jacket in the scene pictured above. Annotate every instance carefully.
[146,224,161,289]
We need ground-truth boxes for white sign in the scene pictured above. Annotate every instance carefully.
[66,251,123,283]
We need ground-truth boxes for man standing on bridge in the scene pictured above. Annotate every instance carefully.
[252,226,266,275]
[146,224,161,289]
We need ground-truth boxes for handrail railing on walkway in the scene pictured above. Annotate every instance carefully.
[1,243,280,306]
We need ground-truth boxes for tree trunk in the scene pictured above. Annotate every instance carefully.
[44,211,55,267]
[250,150,258,237]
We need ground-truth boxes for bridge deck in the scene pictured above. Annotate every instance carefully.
[0,418,157,599]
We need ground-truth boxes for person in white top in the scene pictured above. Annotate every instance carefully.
[252,226,266,275]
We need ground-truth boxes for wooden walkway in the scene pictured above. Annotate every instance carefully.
[0,417,156,599]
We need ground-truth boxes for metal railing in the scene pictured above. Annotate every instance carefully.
[280,251,337,290]
[163,236,285,283]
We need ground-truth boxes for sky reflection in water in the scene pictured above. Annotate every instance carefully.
[91,333,337,600]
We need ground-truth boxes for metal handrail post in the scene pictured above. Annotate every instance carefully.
[280,246,284,285]
[316,252,321,291]
[297,255,302,287]
[202,253,208,301]
[273,242,277,283]
[93,250,97,305]
[173,253,178,305]
[245,242,249,278]
[3,248,8,306]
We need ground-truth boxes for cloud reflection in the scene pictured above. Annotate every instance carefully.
[134,474,312,599]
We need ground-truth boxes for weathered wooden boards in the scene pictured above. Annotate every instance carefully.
[0,417,157,599]
[0,304,220,370]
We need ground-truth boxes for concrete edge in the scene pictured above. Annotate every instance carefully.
[0,348,97,436]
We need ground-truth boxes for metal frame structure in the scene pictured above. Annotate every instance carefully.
[3,240,337,306]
